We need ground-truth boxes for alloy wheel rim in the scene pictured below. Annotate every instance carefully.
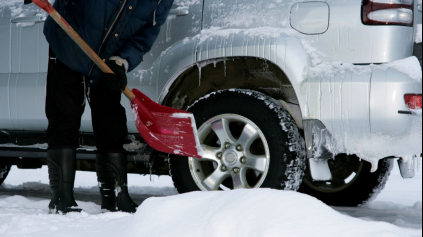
[189,114,270,191]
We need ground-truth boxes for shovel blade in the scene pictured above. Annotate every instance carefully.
[131,89,202,158]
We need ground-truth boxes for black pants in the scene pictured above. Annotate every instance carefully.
[46,51,128,153]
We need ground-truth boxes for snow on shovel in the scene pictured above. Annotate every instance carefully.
[27,0,203,158]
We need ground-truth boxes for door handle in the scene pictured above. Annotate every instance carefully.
[11,12,47,24]
[169,8,189,17]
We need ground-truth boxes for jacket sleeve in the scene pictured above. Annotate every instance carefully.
[117,4,172,72]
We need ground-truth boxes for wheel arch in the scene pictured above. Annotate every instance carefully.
[159,57,302,117]
[155,33,310,121]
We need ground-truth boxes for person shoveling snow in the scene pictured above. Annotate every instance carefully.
[22,0,203,214]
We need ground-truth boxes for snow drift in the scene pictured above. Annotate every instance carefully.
[0,174,421,237]
[123,189,410,237]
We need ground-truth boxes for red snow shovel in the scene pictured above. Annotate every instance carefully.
[29,0,203,158]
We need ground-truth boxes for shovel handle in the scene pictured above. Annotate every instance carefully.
[48,9,136,101]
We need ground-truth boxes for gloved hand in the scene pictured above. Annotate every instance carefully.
[103,59,128,93]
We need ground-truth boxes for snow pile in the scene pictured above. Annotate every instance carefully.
[0,190,412,237]
[122,189,409,237]
[0,163,421,237]
[417,24,422,44]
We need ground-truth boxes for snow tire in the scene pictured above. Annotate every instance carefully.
[170,90,306,193]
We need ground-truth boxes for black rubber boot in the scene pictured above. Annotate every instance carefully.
[47,149,82,214]
[96,153,138,213]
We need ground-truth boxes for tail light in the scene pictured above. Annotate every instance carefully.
[405,94,423,110]
[362,0,414,26]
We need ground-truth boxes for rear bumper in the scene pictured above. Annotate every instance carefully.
[371,67,421,136]
[303,60,422,162]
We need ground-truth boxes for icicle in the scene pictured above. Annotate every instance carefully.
[370,160,379,173]
[9,23,12,73]
[197,63,202,86]
[19,25,22,73]
[166,19,172,42]
[224,59,227,78]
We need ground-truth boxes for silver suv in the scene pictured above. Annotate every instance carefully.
[0,0,422,207]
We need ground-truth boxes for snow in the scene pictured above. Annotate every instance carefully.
[3,166,177,196]
[417,24,422,44]
[171,113,203,158]
[308,158,332,181]
[0,0,26,16]
[0,143,48,149]
[194,26,297,44]
[125,190,407,237]
[0,141,146,152]
[0,0,54,17]
[0,0,421,235]
[383,57,423,83]
[0,161,421,236]
[170,113,192,119]
[302,56,422,168]
[174,0,202,8]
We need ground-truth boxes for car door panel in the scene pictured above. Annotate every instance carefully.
[0,74,15,130]
[3,1,204,134]
[0,6,14,130]
[11,23,48,131]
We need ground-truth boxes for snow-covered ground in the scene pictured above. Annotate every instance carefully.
[0,161,421,237]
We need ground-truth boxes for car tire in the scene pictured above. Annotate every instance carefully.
[298,156,394,207]
[0,164,11,186]
[170,90,306,193]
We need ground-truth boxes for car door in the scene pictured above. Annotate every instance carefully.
[0,4,15,131]
[6,3,49,131]
[2,1,203,134]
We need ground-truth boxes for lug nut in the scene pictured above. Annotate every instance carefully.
[233,167,240,173]
[216,153,223,159]
[221,165,228,171]
[240,157,247,164]
[225,143,232,149]
[236,145,243,151]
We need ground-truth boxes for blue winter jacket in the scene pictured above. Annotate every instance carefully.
[44,0,173,85]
